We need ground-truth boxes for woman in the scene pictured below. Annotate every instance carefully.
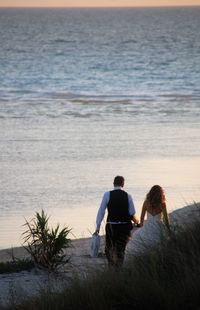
[126,185,170,258]
[140,185,170,229]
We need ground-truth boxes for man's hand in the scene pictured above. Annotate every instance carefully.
[132,214,140,225]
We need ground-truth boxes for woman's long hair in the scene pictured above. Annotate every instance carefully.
[146,185,166,208]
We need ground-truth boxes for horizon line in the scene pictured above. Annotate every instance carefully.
[0,4,200,8]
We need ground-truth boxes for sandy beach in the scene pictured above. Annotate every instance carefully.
[0,236,108,306]
[0,203,199,307]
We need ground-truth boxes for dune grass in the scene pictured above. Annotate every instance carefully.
[0,259,34,274]
[1,206,200,310]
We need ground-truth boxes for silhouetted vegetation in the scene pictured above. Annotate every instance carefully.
[23,210,71,271]
[0,259,34,274]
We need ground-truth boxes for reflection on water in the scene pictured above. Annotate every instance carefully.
[0,157,199,250]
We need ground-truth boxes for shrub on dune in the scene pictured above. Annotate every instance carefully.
[22,210,71,271]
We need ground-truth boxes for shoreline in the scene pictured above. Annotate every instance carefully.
[0,237,93,263]
[1,156,199,251]
[0,202,200,262]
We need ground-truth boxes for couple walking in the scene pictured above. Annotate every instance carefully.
[94,175,169,267]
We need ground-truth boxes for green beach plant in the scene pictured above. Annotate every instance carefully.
[0,259,34,274]
[0,247,34,274]
[22,210,71,270]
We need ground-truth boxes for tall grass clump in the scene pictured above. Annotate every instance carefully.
[2,204,200,310]
[0,247,34,274]
[0,259,34,274]
[22,210,71,271]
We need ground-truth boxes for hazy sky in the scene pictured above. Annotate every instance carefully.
[1,0,200,7]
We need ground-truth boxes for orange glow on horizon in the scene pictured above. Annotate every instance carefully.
[0,0,200,7]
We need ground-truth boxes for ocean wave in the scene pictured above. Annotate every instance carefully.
[52,39,76,44]
[70,98,133,105]
[121,39,138,45]
[1,89,200,103]
[0,90,199,121]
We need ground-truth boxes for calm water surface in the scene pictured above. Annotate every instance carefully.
[0,7,200,249]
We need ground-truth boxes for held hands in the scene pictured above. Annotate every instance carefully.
[132,215,141,226]
[131,215,142,228]
[94,222,141,234]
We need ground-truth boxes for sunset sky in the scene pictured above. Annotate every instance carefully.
[1,0,200,7]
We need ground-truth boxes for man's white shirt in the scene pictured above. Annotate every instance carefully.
[96,186,136,231]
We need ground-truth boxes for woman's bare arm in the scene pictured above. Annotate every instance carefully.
[140,201,147,226]
[162,202,170,229]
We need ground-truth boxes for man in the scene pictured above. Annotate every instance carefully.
[94,176,139,267]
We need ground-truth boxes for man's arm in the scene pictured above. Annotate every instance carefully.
[128,194,139,225]
[95,192,109,234]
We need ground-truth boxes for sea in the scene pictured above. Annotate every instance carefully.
[0,7,200,249]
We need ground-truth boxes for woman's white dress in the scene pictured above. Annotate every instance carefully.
[125,203,200,260]
[126,212,167,258]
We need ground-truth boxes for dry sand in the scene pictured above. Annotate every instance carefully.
[0,237,107,306]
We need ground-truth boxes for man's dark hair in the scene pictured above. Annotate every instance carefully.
[113,176,124,187]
